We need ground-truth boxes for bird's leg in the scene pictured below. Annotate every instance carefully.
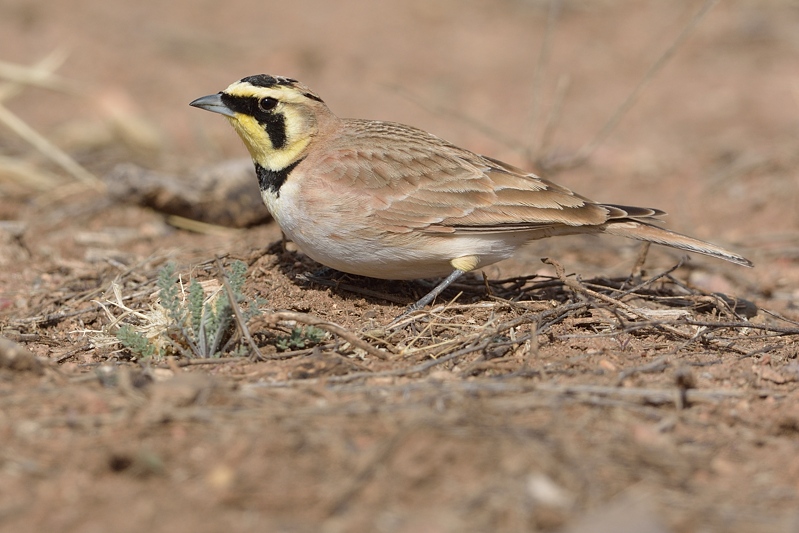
[391,255,480,325]
[309,266,335,278]
[394,269,465,322]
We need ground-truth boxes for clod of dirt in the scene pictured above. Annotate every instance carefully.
[562,492,670,533]
[107,449,166,477]
[0,337,45,374]
[0,222,29,267]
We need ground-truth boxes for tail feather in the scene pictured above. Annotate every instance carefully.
[602,220,753,267]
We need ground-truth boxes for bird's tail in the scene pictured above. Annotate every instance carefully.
[602,220,752,267]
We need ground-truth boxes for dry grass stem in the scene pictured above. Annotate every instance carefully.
[526,0,561,159]
[0,56,75,93]
[215,257,264,361]
[0,154,63,189]
[549,0,721,170]
[0,103,103,189]
[0,50,69,102]
[166,215,243,236]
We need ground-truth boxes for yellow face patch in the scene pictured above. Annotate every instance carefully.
[221,81,316,171]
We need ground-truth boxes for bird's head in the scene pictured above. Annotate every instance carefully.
[190,74,328,171]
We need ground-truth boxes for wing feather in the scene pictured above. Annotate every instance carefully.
[311,120,664,235]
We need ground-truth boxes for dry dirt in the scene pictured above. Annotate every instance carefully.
[2,1,799,532]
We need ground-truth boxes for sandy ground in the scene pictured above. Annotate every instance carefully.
[1,1,799,532]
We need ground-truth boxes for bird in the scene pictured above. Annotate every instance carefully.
[190,74,752,312]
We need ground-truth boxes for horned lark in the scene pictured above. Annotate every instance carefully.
[190,75,751,310]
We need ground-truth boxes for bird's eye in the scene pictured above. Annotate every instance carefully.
[258,97,278,111]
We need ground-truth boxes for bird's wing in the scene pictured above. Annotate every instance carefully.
[313,123,662,235]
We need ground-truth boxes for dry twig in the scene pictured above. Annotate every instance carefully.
[257,311,391,361]
[215,257,264,361]
[543,257,696,341]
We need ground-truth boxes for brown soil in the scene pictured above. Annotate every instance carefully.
[2,1,799,532]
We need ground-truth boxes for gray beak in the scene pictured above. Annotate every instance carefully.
[189,93,236,118]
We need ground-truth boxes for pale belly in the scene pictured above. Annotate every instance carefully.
[263,182,527,280]
[289,228,524,280]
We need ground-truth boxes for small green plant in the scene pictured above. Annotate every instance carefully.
[275,326,327,351]
[158,262,182,323]
[115,260,261,359]
[116,324,160,360]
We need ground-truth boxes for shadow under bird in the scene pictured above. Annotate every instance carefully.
[190,74,752,312]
